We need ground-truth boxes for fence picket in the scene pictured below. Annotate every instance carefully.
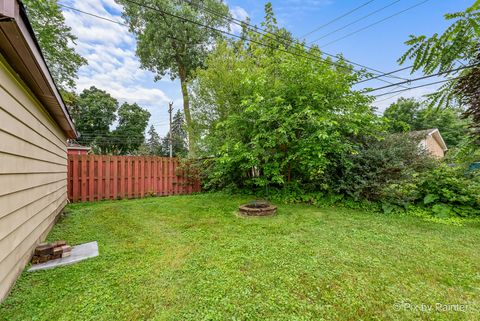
[68,155,199,202]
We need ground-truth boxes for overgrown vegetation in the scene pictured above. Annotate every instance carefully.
[337,134,434,203]
[25,0,480,217]
[192,6,381,192]
[188,4,479,219]
[398,0,480,141]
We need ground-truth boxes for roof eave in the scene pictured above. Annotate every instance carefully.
[0,0,78,139]
[429,129,448,151]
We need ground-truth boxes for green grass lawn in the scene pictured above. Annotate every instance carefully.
[1,194,479,320]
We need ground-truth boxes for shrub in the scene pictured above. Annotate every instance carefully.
[191,17,383,193]
[337,134,435,202]
[415,164,480,217]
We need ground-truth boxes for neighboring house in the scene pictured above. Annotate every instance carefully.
[410,128,448,158]
[67,142,91,155]
[0,0,77,301]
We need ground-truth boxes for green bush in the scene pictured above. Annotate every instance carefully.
[187,5,480,220]
[380,163,480,217]
[191,12,383,193]
[415,164,480,217]
[337,134,435,202]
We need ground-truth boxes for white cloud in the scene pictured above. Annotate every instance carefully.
[231,6,249,21]
[61,0,252,134]
[61,0,175,134]
[230,6,249,33]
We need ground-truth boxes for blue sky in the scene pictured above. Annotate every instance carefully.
[60,0,474,135]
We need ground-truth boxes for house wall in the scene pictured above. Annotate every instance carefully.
[0,56,68,301]
[425,135,445,158]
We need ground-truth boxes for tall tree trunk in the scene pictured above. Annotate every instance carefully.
[179,68,195,158]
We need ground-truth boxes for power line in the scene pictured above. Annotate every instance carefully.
[80,129,172,138]
[374,92,404,103]
[320,0,432,48]
[301,0,376,38]
[373,85,407,102]
[62,2,343,70]
[372,76,462,98]
[59,4,125,26]
[308,0,401,44]
[177,0,409,84]
[355,59,468,86]
[364,63,478,93]
[60,1,406,87]
[355,65,413,84]
[179,0,376,74]
[57,3,193,45]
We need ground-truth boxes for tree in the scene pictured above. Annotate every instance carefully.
[146,125,164,155]
[116,0,230,156]
[191,5,382,191]
[23,0,86,92]
[398,1,480,140]
[74,87,118,153]
[384,97,470,147]
[72,87,152,154]
[162,110,188,157]
[383,98,421,133]
[113,103,151,154]
[415,107,470,148]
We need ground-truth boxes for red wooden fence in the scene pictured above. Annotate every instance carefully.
[68,155,200,202]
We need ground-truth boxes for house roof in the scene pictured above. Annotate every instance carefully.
[0,0,77,139]
[409,128,448,151]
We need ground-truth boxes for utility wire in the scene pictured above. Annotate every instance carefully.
[180,0,379,75]
[59,4,467,112]
[62,2,350,72]
[179,0,408,82]
[320,0,432,48]
[374,91,404,103]
[57,3,193,45]
[372,85,407,102]
[301,0,376,38]
[60,1,406,87]
[355,65,413,84]
[308,0,401,44]
[364,63,478,93]
[372,76,462,98]
[356,58,469,85]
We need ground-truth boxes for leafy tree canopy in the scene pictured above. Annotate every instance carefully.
[23,0,87,92]
[191,5,382,191]
[384,97,470,147]
[146,125,164,156]
[383,98,421,133]
[74,87,118,153]
[72,86,151,155]
[116,0,230,155]
[398,1,480,140]
[113,103,151,154]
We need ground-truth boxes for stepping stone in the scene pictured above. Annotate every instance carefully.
[28,241,99,272]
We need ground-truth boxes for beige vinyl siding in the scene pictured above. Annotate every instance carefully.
[425,135,445,158]
[0,57,68,300]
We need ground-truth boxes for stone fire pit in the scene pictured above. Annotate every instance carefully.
[238,200,277,216]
